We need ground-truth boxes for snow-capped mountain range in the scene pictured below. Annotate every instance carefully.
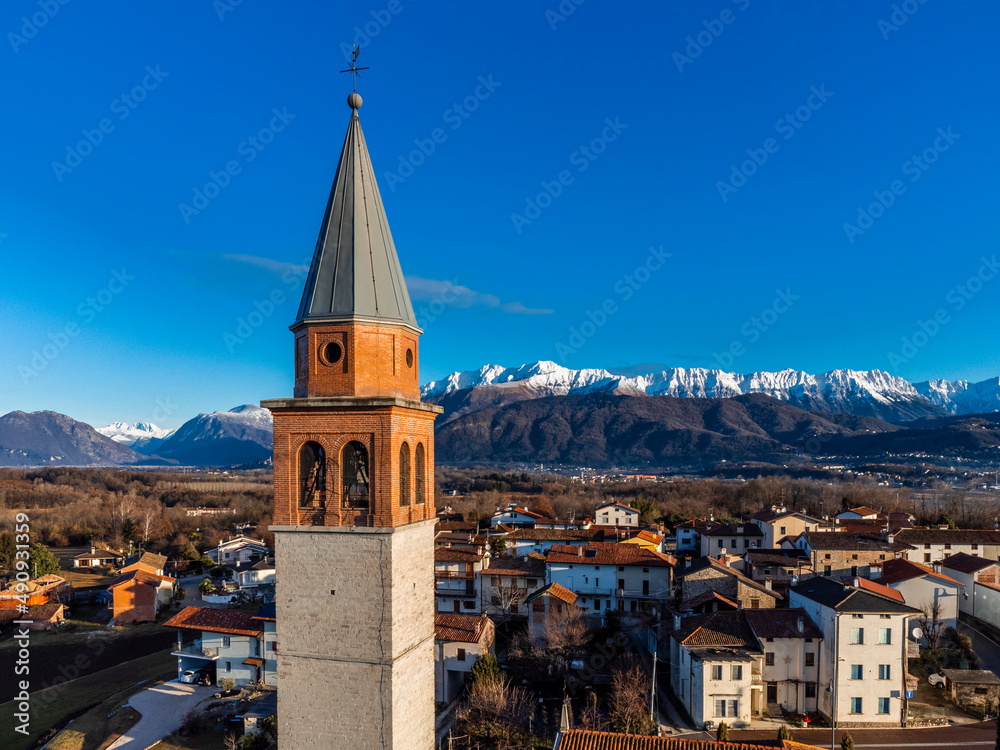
[96,421,175,453]
[422,361,1000,421]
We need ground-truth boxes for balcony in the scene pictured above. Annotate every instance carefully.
[751,669,763,685]
[172,640,220,660]
[435,570,474,580]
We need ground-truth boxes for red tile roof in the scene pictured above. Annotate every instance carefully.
[434,548,485,563]
[878,558,962,587]
[942,552,999,574]
[851,577,905,603]
[107,569,174,589]
[434,613,492,643]
[525,582,579,606]
[556,729,822,750]
[242,657,264,666]
[164,606,263,636]
[678,590,738,612]
[547,543,674,568]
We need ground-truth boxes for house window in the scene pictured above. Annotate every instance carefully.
[750,598,760,609]
[852,614,863,619]
[298,441,326,508]
[731,665,743,680]
[765,652,775,666]
[711,665,723,680]
[824,566,831,576]
[463,601,475,610]
[225,661,232,672]
[850,566,858,576]
[852,554,859,560]
[851,664,863,680]
[944,544,952,550]
[924,554,932,563]
[850,697,862,714]
[718,540,724,549]
[879,614,890,619]
[924,543,931,549]
[222,636,231,649]
[618,566,624,571]
[399,442,411,506]
[457,649,466,662]
[878,664,891,680]
[975,687,989,695]
[731,539,737,548]
[779,526,786,535]
[269,641,276,651]
[879,628,892,645]
[972,544,979,551]
[254,639,260,656]
[643,580,650,596]
[642,568,649,573]
[825,553,832,560]
[715,699,726,717]
[593,599,600,611]
[527,578,538,587]
[851,628,864,645]
[342,441,370,509]
[728,699,739,717]
[805,682,817,698]
[595,566,600,570]
[415,443,426,504]
[877,697,890,714]
[805,652,815,666]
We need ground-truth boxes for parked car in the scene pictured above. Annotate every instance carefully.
[179,670,199,684]
[928,672,946,688]
[703,720,715,731]
[179,668,213,685]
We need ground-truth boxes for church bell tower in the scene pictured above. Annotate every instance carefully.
[262,87,440,749]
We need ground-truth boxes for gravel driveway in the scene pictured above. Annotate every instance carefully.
[107,680,214,749]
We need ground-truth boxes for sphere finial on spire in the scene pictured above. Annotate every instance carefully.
[348,92,363,110]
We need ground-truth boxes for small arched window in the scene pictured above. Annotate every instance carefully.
[415,443,426,505]
[342,441,370,509]
[298,441,325,508]
[399,442,411,507]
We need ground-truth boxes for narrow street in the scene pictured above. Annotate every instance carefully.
[959,621,1000,675]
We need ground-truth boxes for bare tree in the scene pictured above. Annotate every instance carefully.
[490,575,527,628]
[609,658,655,736]
[462,673,535,749]
[918,600,944,650]
[580,690,607,731]
[545,602,588,657]
[138,504,158,546]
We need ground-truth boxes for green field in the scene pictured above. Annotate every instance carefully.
[0,649,175,750]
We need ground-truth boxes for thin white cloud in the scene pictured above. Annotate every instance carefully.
[224,254,309,276]
[406,276,553,315]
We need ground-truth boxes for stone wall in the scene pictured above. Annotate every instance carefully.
[274,520,435,750]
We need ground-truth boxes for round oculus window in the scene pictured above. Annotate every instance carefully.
[321,341,343,366]
[406,348,414,368]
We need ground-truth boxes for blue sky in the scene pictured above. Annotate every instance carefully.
[2,1,998,429]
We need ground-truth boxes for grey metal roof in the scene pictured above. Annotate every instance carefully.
[789,576,920,614]
[294,104,418,331]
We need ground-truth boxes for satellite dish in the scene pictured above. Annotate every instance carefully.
[912,626,923,640]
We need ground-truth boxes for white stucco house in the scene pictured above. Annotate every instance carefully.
[877,557,962,643]
[206,536,271,565]
[434,613,494,703]
[942,552,1000,615]
[595,502,639,528]
[790,577,919,727]
[165,605,274,687]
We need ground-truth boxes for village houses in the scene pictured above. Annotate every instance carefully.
[433,613,494,703]
[165,605,276,687]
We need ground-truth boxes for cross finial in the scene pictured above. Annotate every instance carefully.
[340,46,370,93]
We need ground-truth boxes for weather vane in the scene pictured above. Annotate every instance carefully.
[340,46,369,92]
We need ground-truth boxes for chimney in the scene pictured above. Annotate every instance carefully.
[933,562,942,574]
[791,574,799,586]
[797,616,804,633]
[853,576,862,589]
[764,578,772,591]
[673,614,682,630]
[578,546,584,557]
[718,552,727,564]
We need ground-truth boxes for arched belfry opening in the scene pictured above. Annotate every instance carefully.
[298,441,326,508]
[399,442,411,507]
[342,441,370,509]
[415,442,426,505]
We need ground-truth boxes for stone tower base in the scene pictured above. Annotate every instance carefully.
[272,519,435,749]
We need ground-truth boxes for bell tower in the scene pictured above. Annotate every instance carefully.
[262,88,440,749]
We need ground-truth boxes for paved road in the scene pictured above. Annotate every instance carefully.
[731,720,998,750]
[107,680,214,749]
[960,621,1000,675]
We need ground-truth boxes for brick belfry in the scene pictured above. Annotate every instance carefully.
[261,86,440,749]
